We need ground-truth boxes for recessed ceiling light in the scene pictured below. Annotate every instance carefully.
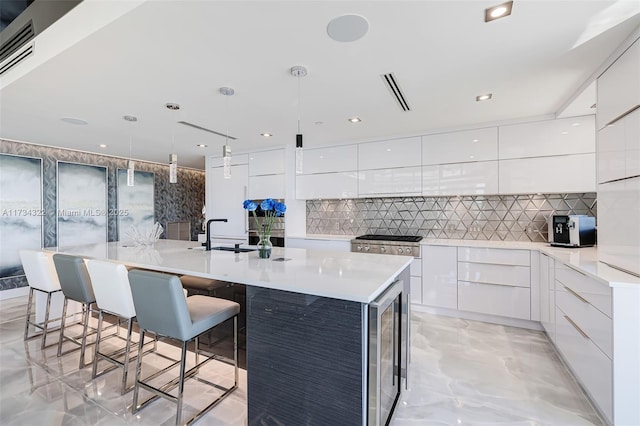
[196,144,208,148]
[165,103,180,110]
[571,122,581,126]
[327,14,369,42]
[61,117,88,125]
[348,117,362,123]
[98,144,107,148]
[560,131,569,135]
[472,139,479,142]
[476,94,492,101]
[260,133,272,137]
[315,121,324,125]
[485,1,513,22]
[123,115,137,122]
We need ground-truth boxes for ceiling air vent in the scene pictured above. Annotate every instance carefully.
[177,121,237,140]
[0,43,34,76]
[381,72,411,111]
[0,20,35,63]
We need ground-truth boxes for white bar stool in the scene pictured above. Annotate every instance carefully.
[19,250,62,349]
[86,259,152,394]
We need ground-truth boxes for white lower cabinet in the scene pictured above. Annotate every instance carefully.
[539,253,556,341]
[555,306,613,423]
[421,245,457,309]
[410,254,422,304]
[458,282,530,320]
[285,237,350,252]
[458,262,530,288]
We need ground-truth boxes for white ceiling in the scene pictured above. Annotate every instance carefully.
[1,0,639,170]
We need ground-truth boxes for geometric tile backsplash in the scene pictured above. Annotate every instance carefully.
[307,193,597,242]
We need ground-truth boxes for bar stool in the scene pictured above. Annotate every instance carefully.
[86,259,148,394]
[19,250,63,349]
[179,275,229,297]
[52,253,97,369]
[128,269,239,426]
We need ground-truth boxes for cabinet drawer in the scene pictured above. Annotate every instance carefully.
[555,264,611,318]
[457,247,530,266]
[458,262,530,288]
[556,284,612,358]
[458,282,530,320]
[555,307,613,422]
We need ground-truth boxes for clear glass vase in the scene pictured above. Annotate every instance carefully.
[257,233,272,259]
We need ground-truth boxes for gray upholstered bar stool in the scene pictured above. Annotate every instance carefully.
[128,269,239,426]
[86,259,153,394]
[179,275,229,297]
[52,253,98,369]
[19,250,63,349]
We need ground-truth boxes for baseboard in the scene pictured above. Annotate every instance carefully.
[412,304,544,331]
[0,286,29,300]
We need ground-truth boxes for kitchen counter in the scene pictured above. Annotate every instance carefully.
[47,239,411,303]
[47,239,411,425]
[421,238,640,288]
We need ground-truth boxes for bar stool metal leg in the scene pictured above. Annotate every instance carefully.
[23,287,35,341]
[57,298,69,358]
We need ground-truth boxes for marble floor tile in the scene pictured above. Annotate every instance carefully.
[1,296,602,425]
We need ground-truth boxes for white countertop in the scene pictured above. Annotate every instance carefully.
[47,240,412,303]
[420,238,640,288]
[287,234,356,241]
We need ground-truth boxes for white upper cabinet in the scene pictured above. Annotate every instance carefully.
[499,116,595,160]
[249,149,285,176]
[597,39,640,130]
[422,127,498,165]
[301,145,357,174]
[207,163,248,240]
[423,161,499,196]
[296,172,359,199]
[358,167,422,196]
[597,108,640,183]
[499,153,596,194]
[209,153,249,168]
[249,174,285,200]
[358,137,421,170]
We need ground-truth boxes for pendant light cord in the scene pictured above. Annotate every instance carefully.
[297,74,301,134]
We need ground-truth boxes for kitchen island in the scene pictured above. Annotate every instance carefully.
[47,239,412,425]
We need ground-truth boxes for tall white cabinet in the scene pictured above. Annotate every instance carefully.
[206,154,249,241]
[596,37,640,277]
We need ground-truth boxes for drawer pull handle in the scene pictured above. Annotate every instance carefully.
[564,315,590,340]
[563,285,589,304]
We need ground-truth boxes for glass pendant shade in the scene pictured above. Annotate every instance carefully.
[169,153,178,184]
[223,144,232,179]
[127,160,135,186]
[295,134,303,174]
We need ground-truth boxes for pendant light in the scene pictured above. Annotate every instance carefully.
[124,115,137,186]
[291,66,307,175]
[166,103,180,184]
[220,87,235,179]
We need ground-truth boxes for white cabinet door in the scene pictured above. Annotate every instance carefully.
[302,145,358,174]
[438,161,499,196]
[539,253,552,335]
[358,137,421,170]
[207,164,248,239]
[358,167,422,196]
[249,174,285,200]
[421,245,457,309]
[597,107,640,183]
[499,153,596,194]
[249,149,285,176]
[422,165,440,195]
[458,247,530,266]
[597,176,640,277]
[597,39,640,130]
[422,127,498,165]
[499,116,595,159]
[296,172,359,200]
[458,262,531,288]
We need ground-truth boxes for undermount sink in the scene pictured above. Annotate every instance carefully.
[211,246,256,252]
